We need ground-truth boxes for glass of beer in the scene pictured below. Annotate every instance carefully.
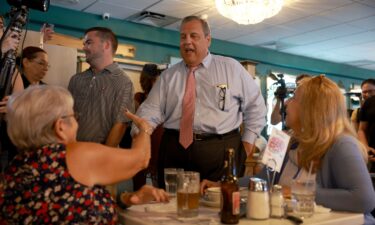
[177,171,200,217]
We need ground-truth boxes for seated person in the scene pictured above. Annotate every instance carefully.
[0,85,168,224]
[202,75,375,224]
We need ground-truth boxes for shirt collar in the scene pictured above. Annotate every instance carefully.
[89,62,118,75]
[184,51,212,71]
[201,51,212,69]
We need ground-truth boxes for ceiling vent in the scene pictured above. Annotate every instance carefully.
[346,60,375,66]
[256,41,296,51]
[51,0,80,4]
[127,11,179,27]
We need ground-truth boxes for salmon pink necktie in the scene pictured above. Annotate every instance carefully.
[179,66,198,149]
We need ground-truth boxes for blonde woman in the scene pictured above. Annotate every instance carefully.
[202,76,375,223]
[0,85,168,224]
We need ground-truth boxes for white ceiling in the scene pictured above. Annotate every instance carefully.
[51,0,375,72]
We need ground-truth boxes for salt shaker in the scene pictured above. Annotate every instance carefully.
[246,177,270,220]
[271,184,285,218]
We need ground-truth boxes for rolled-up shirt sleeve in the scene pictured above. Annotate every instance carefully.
[131,75,165,136]
[239,67,267,144]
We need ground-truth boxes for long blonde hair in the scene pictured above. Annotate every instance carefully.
[295,75,367,171]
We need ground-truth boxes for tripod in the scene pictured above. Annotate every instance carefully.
[279,96,287,130]
[0,6,28,104]
[272,74,288,130]
[0,7,28,170]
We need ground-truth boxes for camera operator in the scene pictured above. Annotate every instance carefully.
[0,0,49,171]
[0,15,25,172]
[270,74,310,126]
[0,15,24,112]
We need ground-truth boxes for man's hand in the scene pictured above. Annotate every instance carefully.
[42,26,54,42]
[125,110,153,135]
[368,147,375,162]
[0,96,10,113]
[1,31,19,54]
[200,179,220,195]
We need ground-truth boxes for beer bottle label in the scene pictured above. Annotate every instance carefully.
[232,191,240,215]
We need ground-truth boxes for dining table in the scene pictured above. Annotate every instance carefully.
[118,198,364,225]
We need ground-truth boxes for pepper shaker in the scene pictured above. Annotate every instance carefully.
[270,184,285,218]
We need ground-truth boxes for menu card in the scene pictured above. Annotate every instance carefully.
[261,128,290,172]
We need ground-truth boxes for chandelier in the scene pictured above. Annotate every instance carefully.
[215,0,284,25]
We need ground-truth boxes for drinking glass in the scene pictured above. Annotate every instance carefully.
[291,179,316,218]
[164,168,183,197]
[177,171,200,217]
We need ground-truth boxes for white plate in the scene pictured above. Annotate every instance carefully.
[201,199,220,208]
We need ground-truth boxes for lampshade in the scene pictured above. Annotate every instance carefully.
[215,0,284,25]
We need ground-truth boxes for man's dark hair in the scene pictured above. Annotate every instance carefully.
[361,78,375,88]
[140,64,162,95]
[85,27,118,55]
[180,16,210,37]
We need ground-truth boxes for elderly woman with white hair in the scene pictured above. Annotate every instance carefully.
[0,85,168,224]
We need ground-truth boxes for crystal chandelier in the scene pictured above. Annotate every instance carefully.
[215,0,284,25]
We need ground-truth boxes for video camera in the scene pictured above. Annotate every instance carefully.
[6,0,49,12]
[271,73,295,100]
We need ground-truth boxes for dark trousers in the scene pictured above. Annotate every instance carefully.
[157,129,246,189]
[0,120,18,172]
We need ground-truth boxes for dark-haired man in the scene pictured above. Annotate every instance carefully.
[358,79,375,168]
[68,27,134,147]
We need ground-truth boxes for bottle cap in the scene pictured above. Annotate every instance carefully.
[272,184,282,192]
[227,148,234,154]
[248,178,268,192]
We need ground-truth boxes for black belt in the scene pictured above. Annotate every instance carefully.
[164,128,239,141]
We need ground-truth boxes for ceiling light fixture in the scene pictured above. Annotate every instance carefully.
[215,0,284,25]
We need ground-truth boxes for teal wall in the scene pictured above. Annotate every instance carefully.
[1,3,373,91]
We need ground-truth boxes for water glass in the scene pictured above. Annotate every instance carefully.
[177,171,200,217]
[164,168,183,197]
[291,179,316,218]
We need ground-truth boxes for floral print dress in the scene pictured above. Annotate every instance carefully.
[0,144,117,224]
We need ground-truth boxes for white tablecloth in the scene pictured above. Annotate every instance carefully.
[118,198,364,225]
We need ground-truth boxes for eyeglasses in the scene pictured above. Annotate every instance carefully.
[218,85,227,111]
[32,59,50,68]
[362,89,375,95]
[61,113,79,121]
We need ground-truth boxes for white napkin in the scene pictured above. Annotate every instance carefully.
[144,200,177,213]
[285,200,331,213]
[314,203,331,213]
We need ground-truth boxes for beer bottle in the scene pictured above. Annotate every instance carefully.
[220,148,240,224]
